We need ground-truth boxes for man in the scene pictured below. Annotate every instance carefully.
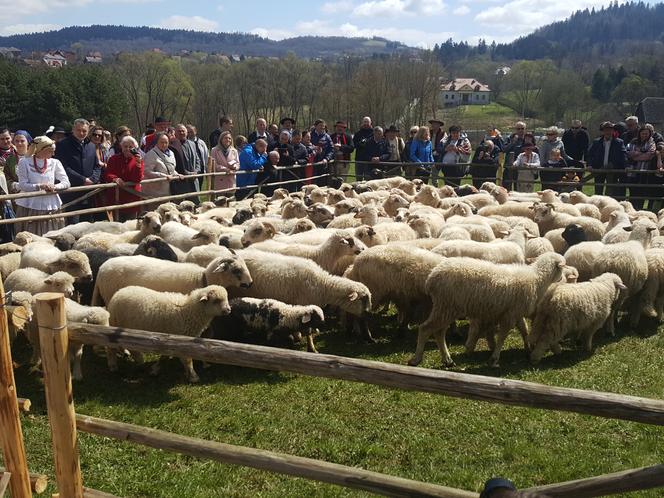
[428,118,445,162]
[353,116,374,181]
[142,116,170,152]
[0,127,19,191]
[55,118,102,223]
[561,119,589,165]
[501,121,527,190]
[383,125,405,170]
[237,138,268,199]
[587,121,627,196]
[279,117,295,138]
[209,116,233,149]
[329,120,354,178]
[311,119,334,187]
[171,124,202,202]
[366,126,389,178]
[258,150,281,197]
[186,124,209,177]
[621,116,639,145]
[248,118,276,150]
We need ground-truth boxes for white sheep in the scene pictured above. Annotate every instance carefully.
[19,243,92,281]
[478,201,535,219]
[333,198,363,216]
[525,237,555,259]
[184,245,235,267]
[159,221,221,251]
[437,226,472,241]
[73,212,162,250]
[107,285,231,382]
[406,212,445,238]
[411,252,566,367]
[382,193,410,217]
[92,254,253,306]
[531,203,604,240]
[306,203,335,226]
[640,248,664,320]
[568,191,622,222]
[441,222,495,242]
[0,252,21,280]
[529,273,625,363]
[432,232,526,264]
[5,268,75,297]
[45,220,129,239]
[281,199,308,219]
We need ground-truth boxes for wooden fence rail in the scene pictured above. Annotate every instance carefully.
[67,323,664,426]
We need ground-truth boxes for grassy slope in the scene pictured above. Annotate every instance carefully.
[11,310,664,498]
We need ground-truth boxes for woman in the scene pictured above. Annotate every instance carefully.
[143,132,181,199]
[104,136,144,221]
[15,136,70,235]
[108,126,132,157]
[440,125,471,187]
[210,131,239,196]
[470,139,499,188]
[89,126,109,168]
[514,137,540,193]
[409,126,433,181]
[13,130,31,157]
[626,126,657,210]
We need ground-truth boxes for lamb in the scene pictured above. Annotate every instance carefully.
[4,268,75,297]
[184,244,234,267]
[432,231,527,264]
[529,273,625,363]
[437,226,472,241]
[62,299,111,381]
[568,191,621,222]
[249,231,364,275]
[233,250,372,322]
[240,219,280,246]
[107,285,231,382]
[345,245,444,337]
[477,201,535,219]
[159,221,221,251]
[211,298,325,352]
[92,254,253,306]
[411,252,566,367]
[0,252,21,280]
[281,199,308,219]
[19,243,92,281]
[531,203,604,240]
[640,248,664,320]
[407,212,445,238]
[73,212,162,250]
[306,203,335,226]
[525,237,555,259]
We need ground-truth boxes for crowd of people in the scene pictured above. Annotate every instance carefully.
[0,113,663,239]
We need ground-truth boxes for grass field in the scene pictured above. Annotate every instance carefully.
[11,307,664,497]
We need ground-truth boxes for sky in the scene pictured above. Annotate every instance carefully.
[0,0,658,47]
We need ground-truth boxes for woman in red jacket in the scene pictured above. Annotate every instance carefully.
[104,136,144,220]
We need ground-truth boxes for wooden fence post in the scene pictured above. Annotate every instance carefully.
[36,292,84,498]
[0,279,32,498]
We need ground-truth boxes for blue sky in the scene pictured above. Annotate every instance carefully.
[0,0,657,47]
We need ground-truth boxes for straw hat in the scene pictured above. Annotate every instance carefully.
[28,136,55,156]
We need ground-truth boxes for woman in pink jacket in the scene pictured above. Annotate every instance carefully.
[210,131,239,195]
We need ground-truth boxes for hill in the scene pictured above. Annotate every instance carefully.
[0,25,415,58]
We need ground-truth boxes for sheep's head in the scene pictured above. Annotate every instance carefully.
[289,219,316,234]
[480,181,498,193]
[412,178,424,191]
[0,242,23,256]
[309,188,327,204]
[195,285,232,317]
[407,217,431,238]
[354,225,386,247]
[134,235,178,262]
[532,252,566,283]
[383,194,410,216]
[14,232,39,246]
[47,250,92,282]
[334,200,358,216]
[281,199,308,219]
[179,200,196,212]
[536,189,559,203]
[329,232,364,256]
[623,219,658,248]
[271,188,290,201]
[232,208,254,225]
[327,189,346,205]
[561,224,586,247]
[456,184,479,197]
[568,191,587,205]
[241,220,278,247]
[140,212,162,233]
[307,203,334,226]
[449,202,473,217]
[191,228,220,246]
[342,285,372,316]
[413,185,440,207]
[353,205,379,224]
[438,185,457,199]
[530,202,554,223]
[562,266,579,283]
[206,256,253,289]
[214,197,231,207]
[251,202,268,217]
[44,271,75,297]
[180,212,196,226]
[299,305,325,327]
[197,201,216,213]
[48,233,76,251]
[394,207,410,223]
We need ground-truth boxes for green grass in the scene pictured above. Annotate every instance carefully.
[11,310,664,498]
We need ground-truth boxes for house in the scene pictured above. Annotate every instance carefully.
[84,51,102,64]
[0,47,21,59]
[440,78,491,107]
[635,97,664,128]
[495,66,511,76]
[43,51,68,67]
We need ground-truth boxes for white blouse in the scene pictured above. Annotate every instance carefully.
[16,156,70,211]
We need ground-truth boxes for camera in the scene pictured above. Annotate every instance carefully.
[130,147,140,156]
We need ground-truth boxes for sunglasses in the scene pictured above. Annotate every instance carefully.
[92,134,103,138]
[516,128,525,131]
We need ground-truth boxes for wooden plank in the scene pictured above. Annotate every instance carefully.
[525,464,664,497]
[77,415,476,498]
[0,279,32,498]
[0,468,48,494]
[67,324,664,426]
[36,293,84,498]
[16,397,30,413]
[0,471,11,497]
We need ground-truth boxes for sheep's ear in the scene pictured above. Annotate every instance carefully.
[192,232,204,239]
[536,191,543,196]
[648,226,657,232]
[147,247,156,256]
[617,282,627,290]
[348,291,359,302]
[610,212,617,218]
[558,261,566,268]
[526,257,536,264]
[301,313,311,324]
[526,232,537,239]
[199,294,209,302]
[528,205,535,210]
[213,261,229,272]
[498,230,509,236]
[623,226,633,232]
[546,203,555,209]
[228,248,236,255]
[44,277,54,285]
[340,237,351,245]
[264,222,277,235]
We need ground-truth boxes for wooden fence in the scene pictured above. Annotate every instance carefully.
[1,290,663,496]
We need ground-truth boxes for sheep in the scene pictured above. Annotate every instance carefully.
[568,191,621,222]
[73,212,162,250]
[233,250,372,326]
[19,243,92,282]
[531,203,604,240]
[477,201,535,219]
[232,208,253,225]
[44,221,129,240]
[563,241,604,281]
[525,237,555,259]
[651,236,664,249]
[437,226,472,241]
[211,298,325,352]
[413,185,442,208]
[441,223,495,242]
[271,188,291,201]
[288,218,317,234]
[602,210,633,244]
[15,231,54,246]
[529,273,626,363]
[92,254,253,306]
[452,192,497,210]
[48,233,77,251]
[159,221,222,251]
[640,249,664,320]
[0,252,21,280]
[575,203,602,220]
[411,252,566,367]
[6,290,33,343]
[107,285,231,382]
[249,231,364,275]
[184,244,234,267]
[620,201,658,223]
[545,223,588,255]
[334,199,363,216]
[281,199,308,219]
[432,233,527,265]
[364,176,415,195]
[0,242,23,256]
[63,299,111,380]
[307,203,335,226]
[487,215,540,237]
[345,245,444,338]
[240,219,280,247]
[353,225,386,247]
[327,205,383,229]
[406,212,445,238]
[5,268,75,297]
[326,189,346,206]
[133,235,180,262]
[382,193,410,217]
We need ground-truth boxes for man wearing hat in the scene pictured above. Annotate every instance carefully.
[329,120,354,178]
[588,121,627,196]
[384,125,405,165]
[142,116,171,152]
[428,118,445,162]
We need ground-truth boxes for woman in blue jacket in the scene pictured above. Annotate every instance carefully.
[237,139,268,199]
[409,126,433,181]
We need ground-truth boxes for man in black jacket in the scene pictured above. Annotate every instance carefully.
[587,121,627,196]
[562,119,589,165]
[55,118,102,223]
[329,120,354,179]
[208,116,233,148]
[353,116,374,181]
[172,124,202,203]
[248,118,276,150]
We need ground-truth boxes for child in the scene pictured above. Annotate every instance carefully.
[514,141,540,192]
[541,148,567,191]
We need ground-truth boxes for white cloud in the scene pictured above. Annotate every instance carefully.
[453,5,470,15]
[0,23,61,36]
[0,0,90,21]
[321,0,353,14]
[159,15,218,32]
[352,0,444,18]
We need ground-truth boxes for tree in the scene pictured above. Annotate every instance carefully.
[502,60,554,118]
[591,68,611,102]
[610,74,657,104]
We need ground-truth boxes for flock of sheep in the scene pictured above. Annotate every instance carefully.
[3,175,664,382]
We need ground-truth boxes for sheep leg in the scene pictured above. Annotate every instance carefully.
[489,323,511,367]
[70,343,84,381]
[605,310,616,337]
[408,304,452,367]
[464,320,483,354]
[516,317,530,353]
[432,327,455,367]
[180,357,199,383]
[628,299,643,329]
[306,328,319,353]
[550,343,562,355]
[640,280,658,318]
[106,348,119,372]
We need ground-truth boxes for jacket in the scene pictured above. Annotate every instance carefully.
[103,153,144,214]
[410,140,433,164]
[353,127,374,162]
[587,137,627,170]
[561,128,589,161]
[247,131,276,150]
[237,144,267,188]
[54,135,102,187]
[143,147,177,198]
[365,137,389,162]
[210,145,239,191]
[310,130,334,162]
[170,139,201,196]
[329,132,354,161]
[539,138,573,164]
